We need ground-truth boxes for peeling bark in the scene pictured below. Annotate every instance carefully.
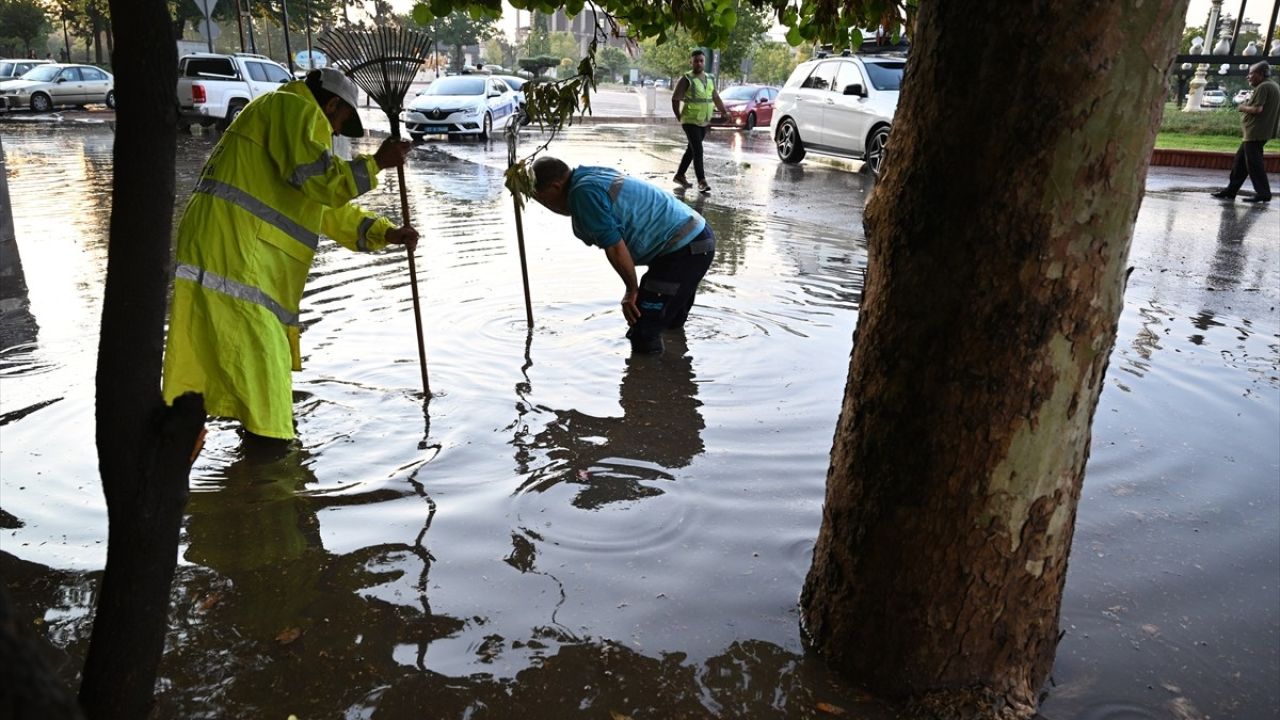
[800,2,1188,715]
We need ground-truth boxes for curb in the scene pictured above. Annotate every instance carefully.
[1151,147,1280,172]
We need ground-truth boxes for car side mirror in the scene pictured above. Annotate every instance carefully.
[843,84,866,97]
[56,77,67,83]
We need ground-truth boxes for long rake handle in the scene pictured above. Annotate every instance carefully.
[398,163,430,398]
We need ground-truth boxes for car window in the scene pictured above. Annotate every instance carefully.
[721,86,757,101]
[800,62,838,91]
[261,63,291,83]
[834,61,864,94]
[501,76,524,91]
[246,62,271,82]
[0,62,14,77]
[81,67,107,81]
[423,77,485,95]
[863,61,905,91]
[185,58,237,78]
[22,65,61,82]
[59,67,83,82]
[491,79,507,94]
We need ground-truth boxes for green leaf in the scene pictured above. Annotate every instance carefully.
[412,5,435,25]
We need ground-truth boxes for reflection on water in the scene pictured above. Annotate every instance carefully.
[517,335,704,509]
[0,124,1276,718]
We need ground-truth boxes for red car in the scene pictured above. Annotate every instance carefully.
[710,84,779,130]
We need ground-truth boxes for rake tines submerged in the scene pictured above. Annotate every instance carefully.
[318,27,433,138]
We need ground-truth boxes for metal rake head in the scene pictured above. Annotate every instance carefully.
[318,27,433,133]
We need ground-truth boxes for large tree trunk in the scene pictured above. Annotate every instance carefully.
[77,0,205,717]
[801,2,1187,716]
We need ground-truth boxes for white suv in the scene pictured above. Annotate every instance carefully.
[769,52,905,176]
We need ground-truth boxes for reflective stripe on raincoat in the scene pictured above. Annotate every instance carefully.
[162,80,395,439]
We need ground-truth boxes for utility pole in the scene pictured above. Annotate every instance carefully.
[281,0,295,74]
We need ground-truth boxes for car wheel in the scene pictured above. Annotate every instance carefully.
[220,101,246,131]
[865,125,890,177]
[409,132,425,143]
[105,90,116,109]
[30,93,52,113]
[479,112,492,141]
[745,112,756,131]
[776,118,806,163]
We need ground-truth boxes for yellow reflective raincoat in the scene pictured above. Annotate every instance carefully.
[162,80,395,439]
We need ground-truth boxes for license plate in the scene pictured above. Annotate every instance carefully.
[423,125,448,133]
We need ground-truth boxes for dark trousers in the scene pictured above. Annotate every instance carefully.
[1226,140,1272,199]
[677,123,709,182]
[627,226,716,352]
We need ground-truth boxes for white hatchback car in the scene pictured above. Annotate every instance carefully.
[769,53,905,176]
[1201,89,1228,109]
[400,75,520,141]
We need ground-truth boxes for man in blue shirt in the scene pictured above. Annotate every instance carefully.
[531,156,716,354]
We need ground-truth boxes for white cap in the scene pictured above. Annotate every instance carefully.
[312,67,364,138]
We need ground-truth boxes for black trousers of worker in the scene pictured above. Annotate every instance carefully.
[626,226,716,353]
[677,124,710,182]
[1225,140,1272,200]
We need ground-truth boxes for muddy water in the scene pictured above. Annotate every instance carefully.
[0,124,1276,719]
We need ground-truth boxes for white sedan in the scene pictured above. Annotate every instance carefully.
[400,75,519,141]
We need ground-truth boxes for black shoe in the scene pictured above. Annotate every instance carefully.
[1242,195,1272,203]
[1211,190,1236,199]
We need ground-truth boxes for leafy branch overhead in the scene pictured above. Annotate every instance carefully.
[412,0,911,65]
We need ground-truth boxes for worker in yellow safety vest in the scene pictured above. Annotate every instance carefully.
[671,49,728,194]
[162,67,419,442]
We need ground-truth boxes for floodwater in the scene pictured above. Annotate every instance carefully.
[0,122,1277,719]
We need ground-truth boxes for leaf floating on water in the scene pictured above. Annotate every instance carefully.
[276,627,302,645]
[816,702,847,716]
[609,711,633,720]
[198,591,223,611]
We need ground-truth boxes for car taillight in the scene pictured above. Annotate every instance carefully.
[192,84,206,104]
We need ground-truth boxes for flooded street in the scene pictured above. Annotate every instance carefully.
[1,122,1277,719]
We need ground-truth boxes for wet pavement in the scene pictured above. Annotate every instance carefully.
[0,120,1277,719]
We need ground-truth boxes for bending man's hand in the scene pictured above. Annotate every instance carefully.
[386,225,419,253]
[620,289,640,326]
[374,138,413,169]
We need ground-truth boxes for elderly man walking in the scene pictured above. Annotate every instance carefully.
[1212,61,1280,203]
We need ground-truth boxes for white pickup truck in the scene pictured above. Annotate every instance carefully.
[177,52,292,130]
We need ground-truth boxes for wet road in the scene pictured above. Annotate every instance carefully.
[0,121,1277,719]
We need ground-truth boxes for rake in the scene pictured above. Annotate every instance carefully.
[319,27,434,398]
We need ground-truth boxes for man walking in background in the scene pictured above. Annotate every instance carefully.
[671,49,728,194]
[1212,61,1280,204]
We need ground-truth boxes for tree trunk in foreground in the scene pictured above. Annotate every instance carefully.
[801,2,1187,716]
[78,1,205,717]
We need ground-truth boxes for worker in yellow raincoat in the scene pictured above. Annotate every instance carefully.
[162,68,418,441]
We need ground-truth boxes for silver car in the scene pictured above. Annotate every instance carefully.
[0,63,115,112]
[769,53,905,176]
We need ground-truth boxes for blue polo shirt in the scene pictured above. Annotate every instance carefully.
[567,167,706,265]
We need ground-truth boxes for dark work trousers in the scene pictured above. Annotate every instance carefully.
[1225,140,1273,199]
[626,226,716,353]
[677,123,710,182]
